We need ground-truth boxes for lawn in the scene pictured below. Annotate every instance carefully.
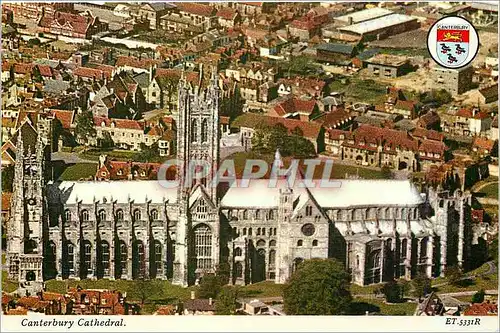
[240,281,284,298]
[2,271,18,293]
[350,297,417,316]
[79,149,137,162]
[226,152,386,180]
[433,274,499,294]
[350,283,384,295]
[58,163,98,181]
[328,77,387,104]
[478,183,499,199]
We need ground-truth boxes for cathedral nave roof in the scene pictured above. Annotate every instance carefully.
[47,180,178,205]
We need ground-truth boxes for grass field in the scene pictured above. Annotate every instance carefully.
[478,183,499,199]
[226,152,386,180]
[328,77,387,104]
[350,297,417,316]
[433,274,498,294]
[79,149,137,162]
[58,163,98,181]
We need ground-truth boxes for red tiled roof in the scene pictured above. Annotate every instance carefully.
[93,116,145,131]
[50,109,75,130]
[155,305,176,315]
[177,3,216,17]
[473,137,495,152]
[412,128,444,141]
[37,65,53,77]
[464,302,498,316]
[290,18,319,30]
[418,139,447,158]
[395,99,417,111]
[232,113,322,140]
[273,98,316,117]
[315,109,352,128]
[41,292,65,302]
[344,125,419,153]
[39,11,96,36]
[217,7,237,20]
[278,77,326,96]
[456,108,491,120]
[13,63,34,75]
[73,66,106,80]
[2,192,12,211]
[326,128,349,140]
[115,56,160,70]
[17,296,50,310]
[2,293,13,305]
[145,125,162,136]
[184,299,216,312]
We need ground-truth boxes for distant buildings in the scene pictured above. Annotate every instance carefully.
[431,66,474,95]
[364,54,414,78]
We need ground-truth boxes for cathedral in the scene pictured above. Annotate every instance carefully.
[6,67,473,295]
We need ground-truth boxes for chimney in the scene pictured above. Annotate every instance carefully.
[190,291,196,300]
[209,298,213,305]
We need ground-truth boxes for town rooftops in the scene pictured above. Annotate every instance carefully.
[339,13,417,35]
[176,3,217,17]
[464,302,498,316]
[335,7,393,24]
[316,43,355,55]
[184,299,216,312]
[365,54,409,67]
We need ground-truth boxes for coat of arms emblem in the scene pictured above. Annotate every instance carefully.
[427,16,479,69]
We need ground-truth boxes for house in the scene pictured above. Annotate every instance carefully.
[183,292,216,315]
[270,98,319,121]
[231,113,324,152]
[137,3,175,30]
[289,19,321,41]
[114,56,160,75]
[95,155,161,181]
[472,137,495,157]
[277,78,326,99]
[324,124,447,171]
[158,129,176,156]
[478,84,499,104]
[431,65,474,95]
[216,7,241,28]
[67,287,138,315]
[463,302,498,316]
[316,43,357,65]
[364,54,414,78]
[233,2,276,15]
[314,109,353,130]
[160,3,217,34]
[445,107,493,136]
[417,110,441,131]
[38,10,108,39]
[320,92,345,112]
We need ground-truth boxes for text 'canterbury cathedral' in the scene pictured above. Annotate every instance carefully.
[7,66,474,296]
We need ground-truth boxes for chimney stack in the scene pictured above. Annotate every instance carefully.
[190,291,196,300]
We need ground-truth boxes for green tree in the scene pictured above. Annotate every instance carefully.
[75,111,97,148]
[216,262,231,285]
[283,258,352,315]
[472,289,485,303]
[134,143,159,163]
[398,279,410,300]
[411,273,431,299]
[287,135,316,159]
[101,131,114,149]
[1,165,14,192]
[136,279,159,305]
[215,286,239,315]
[381,165,393,179]
[198,274,222,299]
[381,280,403,303]
[444,266,463,286]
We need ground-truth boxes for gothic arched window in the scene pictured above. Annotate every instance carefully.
[150,209,158,220]
[234,247,242,256]
[116,209,124,222]
[305,206,313,216]
[235,262,243,278]
[101,241,110,272]
[154,241,162,276]
[64,209,72,222]
[81,210,89,222]
[194,224,212,270]
[337,210,342,221]
[297,240,303,247]
[401,238,408,259]
[191,119,198,143]
[98,209,106,222]
[255,209,261,220]
[242,210,248,220]
[269,250,276,266]
[312,240,318,247]
[65,242,74,274]
[267,210,274,220]
[201,118,208,143]
[133,209,141,221]
[269,240,276,247]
